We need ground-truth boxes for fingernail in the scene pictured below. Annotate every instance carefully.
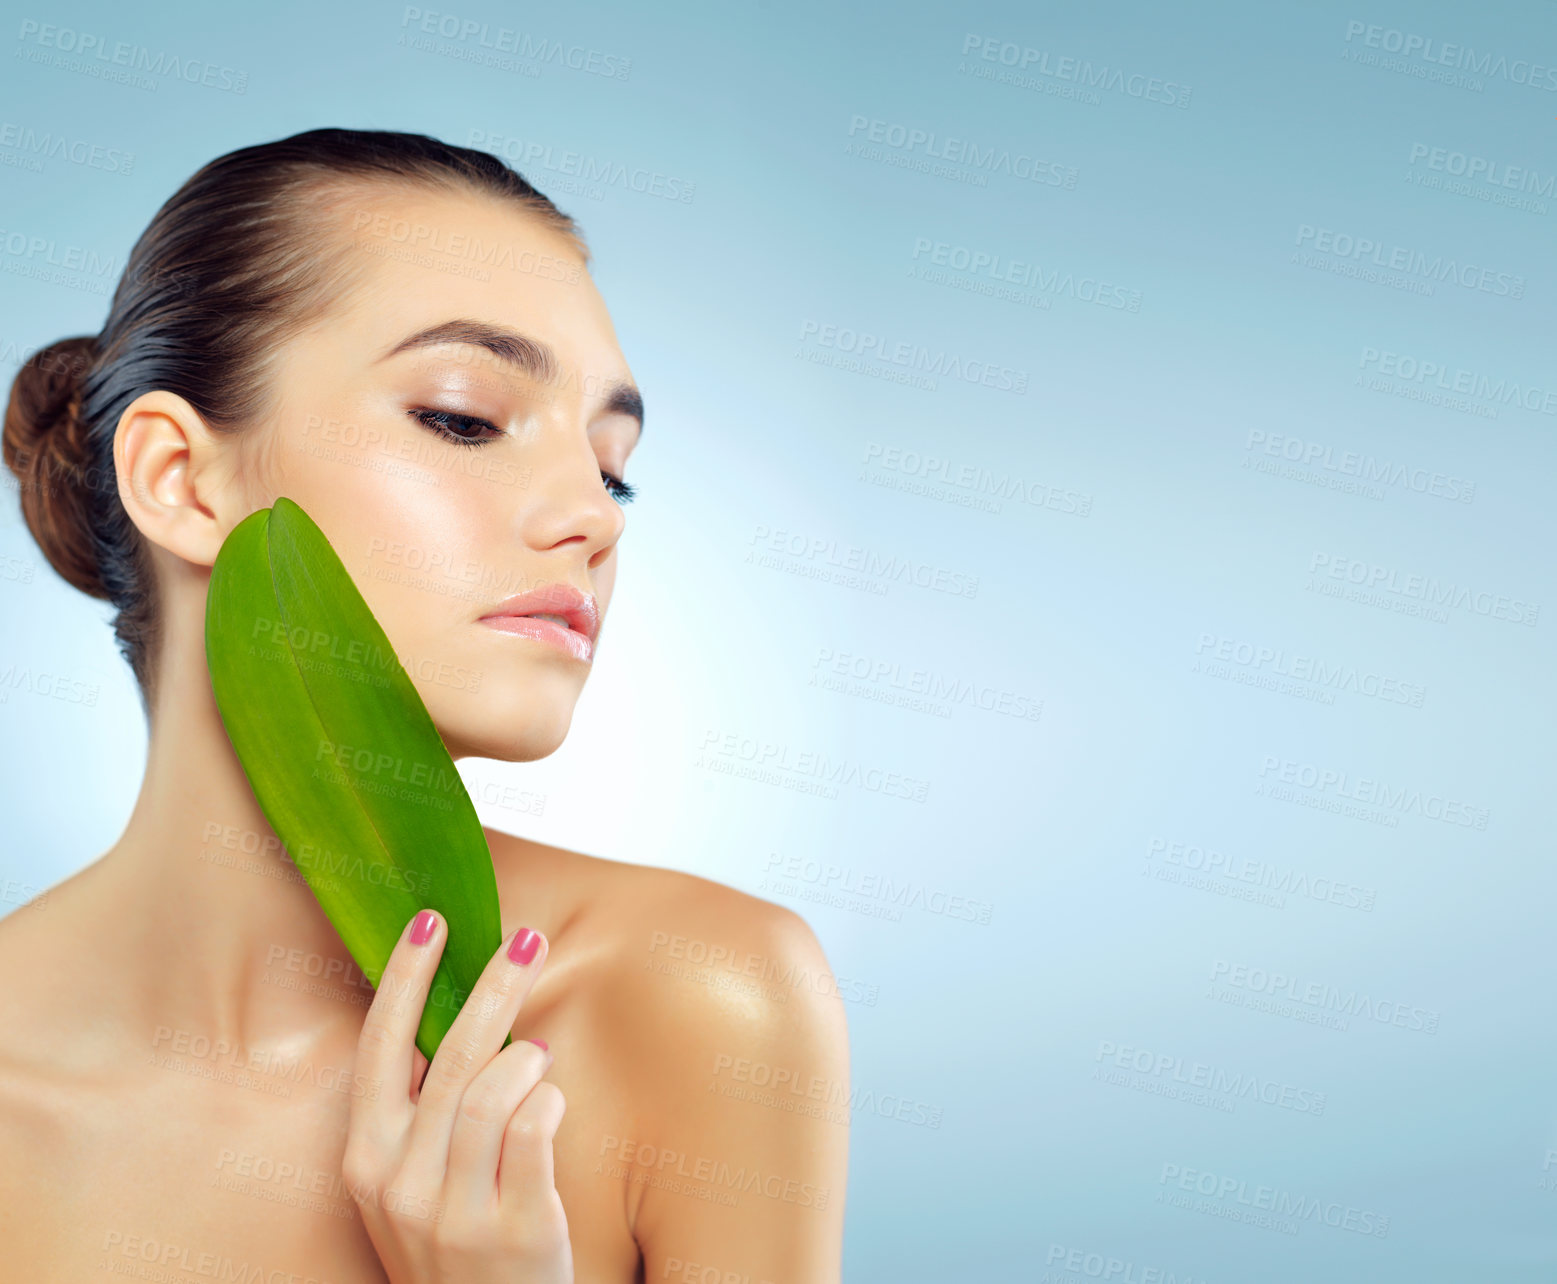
[526,1038,549,1051]
[507,927,541,965]
[410,909,437,945]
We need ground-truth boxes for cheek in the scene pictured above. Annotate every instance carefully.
[280,433,510,654]
[349,474,504,622]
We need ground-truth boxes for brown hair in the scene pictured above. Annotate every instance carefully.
[2,127,586,711]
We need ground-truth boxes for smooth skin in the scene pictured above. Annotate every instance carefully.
[348,913,571,1281]
[0,183,849,1281]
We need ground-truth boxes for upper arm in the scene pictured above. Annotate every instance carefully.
[615,894,851,1284]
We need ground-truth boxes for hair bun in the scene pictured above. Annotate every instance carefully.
[3,335,111,598]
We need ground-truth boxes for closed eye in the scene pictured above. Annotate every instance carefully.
[409,407,502,447]
[410,407,638,502]
[602,471,637,504]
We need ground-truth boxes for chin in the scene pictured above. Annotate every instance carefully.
[428,677,580,763]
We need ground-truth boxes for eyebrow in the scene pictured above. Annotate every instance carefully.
[379,318,644,436]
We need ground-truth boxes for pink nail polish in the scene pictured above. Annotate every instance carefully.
[527,1038,549,1051]
[508,928,541,965]
[410,910,437,945]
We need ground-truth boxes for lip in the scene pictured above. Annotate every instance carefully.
[477,584,600,663]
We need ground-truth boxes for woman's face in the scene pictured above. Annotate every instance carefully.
[238,187,640,762]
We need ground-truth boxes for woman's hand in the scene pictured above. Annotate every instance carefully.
[342,909,571,1283]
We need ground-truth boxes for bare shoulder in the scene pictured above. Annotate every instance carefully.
[0,867,98,1057]
[0,868,110,1235]
[483,826,849,1075]
[485,831,850,1265]
[0,901,56,1060]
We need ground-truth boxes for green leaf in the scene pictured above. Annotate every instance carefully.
[205,496,504,1062]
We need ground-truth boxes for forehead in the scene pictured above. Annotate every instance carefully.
[315,184,629,391]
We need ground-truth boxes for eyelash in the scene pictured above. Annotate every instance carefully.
[409,408,638,504]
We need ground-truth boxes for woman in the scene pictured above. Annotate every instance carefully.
[0,128,849,1282]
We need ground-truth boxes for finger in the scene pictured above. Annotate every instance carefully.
[347,908,445,1166]
[497,1079,567,1212]
[444,1037,553,1212]
[405,927,548,1167]
[409,1048,430,1105]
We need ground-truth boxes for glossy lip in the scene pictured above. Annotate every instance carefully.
[477,584,600,663]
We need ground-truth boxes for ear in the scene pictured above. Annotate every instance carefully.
[113,390,243,570]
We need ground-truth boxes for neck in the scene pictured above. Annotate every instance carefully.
[96,617,368,1057]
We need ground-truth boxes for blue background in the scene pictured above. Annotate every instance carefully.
[2,0,1554,1278]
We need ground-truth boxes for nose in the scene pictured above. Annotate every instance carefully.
[518,425,627,570]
